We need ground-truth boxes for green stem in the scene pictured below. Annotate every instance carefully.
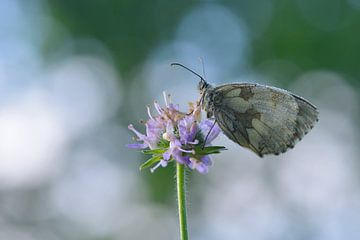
[176,162,189,240]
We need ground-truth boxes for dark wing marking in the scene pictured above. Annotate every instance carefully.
[215,108,261,155]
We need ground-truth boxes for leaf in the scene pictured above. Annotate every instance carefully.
[139,155,163,171]
[142,148,166,155]
[157,139,170,148]
[203,146,227,151]
[194,146,227,155]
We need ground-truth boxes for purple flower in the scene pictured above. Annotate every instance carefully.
[189,155,212,174]
[199,119,221,146]
[179,115,198,145]
[128,92,225,174]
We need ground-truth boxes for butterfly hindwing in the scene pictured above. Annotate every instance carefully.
[210,83,318,157]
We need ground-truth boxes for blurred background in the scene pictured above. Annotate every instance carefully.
[0,0,360,239]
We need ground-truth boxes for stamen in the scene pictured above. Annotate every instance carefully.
[128,124,145,139]
[146,105,153,119]
[163,91,169,107]
[187,139,199,145]
[178,147,195,154]
[150,160,167,173]
[154,101,163,114]
[150,161,162,173]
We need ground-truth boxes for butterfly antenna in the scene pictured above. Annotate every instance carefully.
[170,62,206,83]
[198,57,207,80]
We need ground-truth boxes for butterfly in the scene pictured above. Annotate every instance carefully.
[171,63,319,157]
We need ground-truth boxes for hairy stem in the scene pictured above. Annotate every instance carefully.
[176,162,188,240]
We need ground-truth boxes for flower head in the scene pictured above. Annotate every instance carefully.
[127,92,225,174]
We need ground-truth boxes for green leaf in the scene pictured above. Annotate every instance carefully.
[139,155,163,171]
[157,139,170,148]
[194,146,227,155]
[203,146,227,151]
[142,148,166,155]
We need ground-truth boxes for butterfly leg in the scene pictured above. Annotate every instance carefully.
[202,120,217,149]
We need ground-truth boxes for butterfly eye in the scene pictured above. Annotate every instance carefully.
[198,81,204,91]
[198,80,208,91]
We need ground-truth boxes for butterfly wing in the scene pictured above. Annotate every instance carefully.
[211,83,318,157]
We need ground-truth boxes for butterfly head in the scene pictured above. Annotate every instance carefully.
[198,79,210,94]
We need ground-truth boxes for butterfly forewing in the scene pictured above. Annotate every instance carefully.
[209,83,318,157]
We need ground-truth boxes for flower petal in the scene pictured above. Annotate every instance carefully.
[179,115,197,144]
[163,151,171,161]
[200,155,212,166]
[128,124,146,140]
[200,120,221,145]
[195,163,209,174]
[126,143,148,149]
[189,157,209,174]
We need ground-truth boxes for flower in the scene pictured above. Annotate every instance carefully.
[127,92,225,174]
